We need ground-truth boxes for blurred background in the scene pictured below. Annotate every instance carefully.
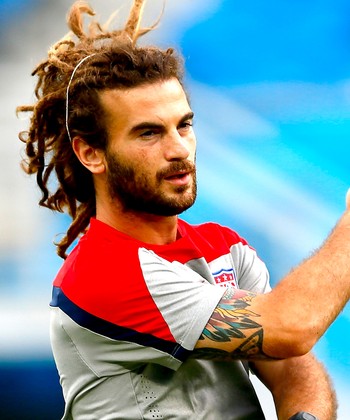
[1,0,349,418]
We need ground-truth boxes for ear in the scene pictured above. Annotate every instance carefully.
[72,137,106,174]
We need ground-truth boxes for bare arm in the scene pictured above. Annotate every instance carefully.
[251,354,337,420]
[195,193,350,359]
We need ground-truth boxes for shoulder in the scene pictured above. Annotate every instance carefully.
[54,219,143,296]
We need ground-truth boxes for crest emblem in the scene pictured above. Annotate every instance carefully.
[213,267,237,288]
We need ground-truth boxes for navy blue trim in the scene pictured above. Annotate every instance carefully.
[50,286,190,362]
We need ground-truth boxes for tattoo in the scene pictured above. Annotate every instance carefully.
[195,287,272,360]
[199,288,260,342]
[192,332,266,361]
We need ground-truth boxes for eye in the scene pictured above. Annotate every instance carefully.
[139,129,160,139]
[178,120,194,134]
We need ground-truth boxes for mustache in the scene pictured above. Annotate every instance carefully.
[157,160,196,180]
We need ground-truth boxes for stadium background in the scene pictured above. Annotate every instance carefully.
[0,0,349,418]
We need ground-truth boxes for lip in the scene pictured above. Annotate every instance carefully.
[164,171,192,186]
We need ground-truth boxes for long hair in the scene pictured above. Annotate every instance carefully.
[17,0,184,259]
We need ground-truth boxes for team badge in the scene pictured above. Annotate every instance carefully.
[212,267,237,288]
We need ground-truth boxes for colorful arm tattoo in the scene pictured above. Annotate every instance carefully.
[193,287,271,360]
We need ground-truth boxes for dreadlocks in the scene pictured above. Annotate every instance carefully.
[17,0,184,259]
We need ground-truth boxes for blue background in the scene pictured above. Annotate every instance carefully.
[0,0,349,418]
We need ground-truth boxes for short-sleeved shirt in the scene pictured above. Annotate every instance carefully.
[50,218,271,419]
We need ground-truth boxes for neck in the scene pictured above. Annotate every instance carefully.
[96,203,180,245]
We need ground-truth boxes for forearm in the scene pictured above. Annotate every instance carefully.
[261,208,350,357]
[255,354,337,420]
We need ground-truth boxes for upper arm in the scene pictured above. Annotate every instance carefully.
[192,284,312,361]
[193,286,272,360]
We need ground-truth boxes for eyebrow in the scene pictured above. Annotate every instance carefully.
[129,111,194,135]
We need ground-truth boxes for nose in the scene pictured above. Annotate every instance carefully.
[163,130,193,161]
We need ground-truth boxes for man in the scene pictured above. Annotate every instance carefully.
[18,1,350,419]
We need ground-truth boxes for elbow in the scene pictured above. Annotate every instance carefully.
[248,294,326,359]
[264,324,320,359]
[281,336,318,358]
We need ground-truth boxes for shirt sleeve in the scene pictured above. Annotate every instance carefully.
[138,247,226,352]
[230,241,271,294]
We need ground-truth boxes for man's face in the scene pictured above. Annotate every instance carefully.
[99,78,197,216]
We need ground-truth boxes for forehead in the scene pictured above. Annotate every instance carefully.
[99,78,191,131]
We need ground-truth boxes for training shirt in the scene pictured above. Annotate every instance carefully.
[50,218,271,419]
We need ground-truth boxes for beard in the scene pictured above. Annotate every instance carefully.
[105,150,197,216]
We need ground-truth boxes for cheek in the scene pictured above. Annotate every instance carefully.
[134,150,159,176]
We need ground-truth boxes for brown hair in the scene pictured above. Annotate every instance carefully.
[17,0,184,259]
